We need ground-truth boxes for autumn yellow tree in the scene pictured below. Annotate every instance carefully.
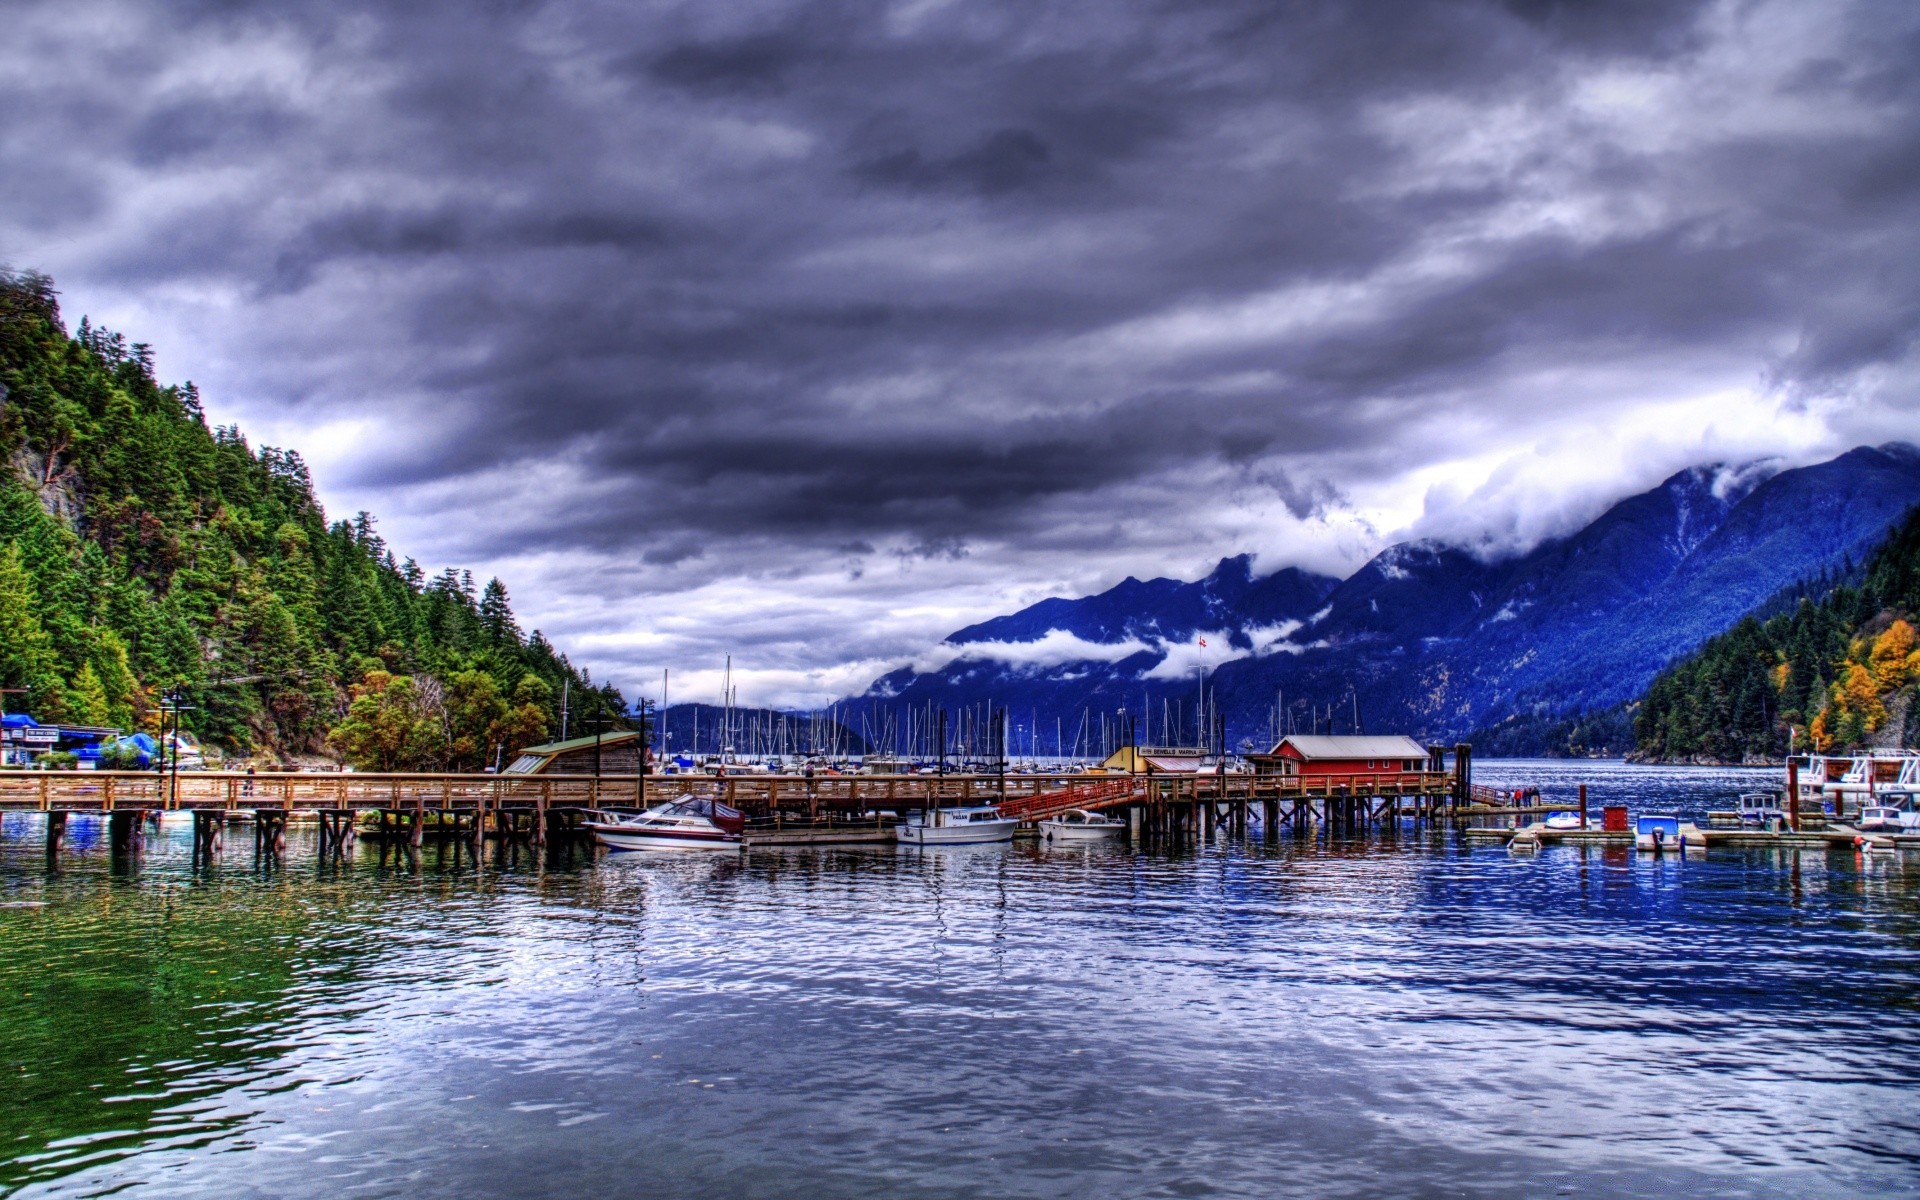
[1870,619,1918,690]
[1808,707,1834,751]
[1831,662,1887,742]
[492,675,554,762]
[329,670,441,771]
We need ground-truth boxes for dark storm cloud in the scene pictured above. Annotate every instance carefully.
[4,0,1919,699]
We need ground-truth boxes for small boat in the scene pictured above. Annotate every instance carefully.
[1635,814,1683,852]
[1856,804,1918,834]
[1040,808,1125,842]
[896,805,1017,846]
[1737,792,1783,826]
[585,797,745,851]
[1543,813,1584,831]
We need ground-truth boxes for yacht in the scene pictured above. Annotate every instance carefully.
[585,796,745,851]
[896,805,1017,846]
[1040,808,1126,843]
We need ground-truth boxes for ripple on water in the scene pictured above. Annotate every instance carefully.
[1,764,1919,1197]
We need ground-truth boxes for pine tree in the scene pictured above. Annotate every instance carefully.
[479,578,521,646]
[67,662,111,727]
[0,542,60,713]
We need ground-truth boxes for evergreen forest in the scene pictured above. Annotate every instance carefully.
[0,269,629,768]
[1635,506,1920,761]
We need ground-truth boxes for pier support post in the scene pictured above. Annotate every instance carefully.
[192,810,223,862]
[254,810,286,857]
[109,810,142,857]
[45,811,67,860]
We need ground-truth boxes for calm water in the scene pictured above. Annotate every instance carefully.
[3,761,1919,1198]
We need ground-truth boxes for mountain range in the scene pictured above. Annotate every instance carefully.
[846,444,1920,753]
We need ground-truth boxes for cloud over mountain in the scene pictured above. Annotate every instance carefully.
[3,0,1918,706]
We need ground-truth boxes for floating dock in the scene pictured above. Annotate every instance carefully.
[1471,821,1904,852]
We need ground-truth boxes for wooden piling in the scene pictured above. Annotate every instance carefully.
[109,810,141,856]
[1787,757,1799,833]
[192,810,223,861]
[254,810,286,856]
[45,810,66,859]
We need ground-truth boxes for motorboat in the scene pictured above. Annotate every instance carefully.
[1737,792,1783,825]
[1040,808,1126,843]
[1636,814,1684,852]
[1857,803,1920,835]
[585,796,745,851]
[896,805,1017,846]
[1543,813,1584,831]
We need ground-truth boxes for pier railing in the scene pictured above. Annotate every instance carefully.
[0,768,1459,816]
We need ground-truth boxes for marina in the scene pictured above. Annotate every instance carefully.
[4,759,1919,1199]
[10,749,1920,863]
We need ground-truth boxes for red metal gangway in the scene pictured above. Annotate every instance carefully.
[996,777,1141,823]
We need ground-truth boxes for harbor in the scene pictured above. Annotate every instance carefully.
[4,758,1917,1199]
[8,746,1917,866]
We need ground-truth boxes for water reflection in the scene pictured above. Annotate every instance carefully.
[1,765,1917,1198]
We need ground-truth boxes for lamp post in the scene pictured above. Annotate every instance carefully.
[635,698,653,810]
[585,691,612,807]
[157,689,195,809]
[937,709,948,779]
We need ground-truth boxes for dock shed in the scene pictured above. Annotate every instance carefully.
[1247,734,1435,779]
[1099,745,1211,774]
[502,731,648,775]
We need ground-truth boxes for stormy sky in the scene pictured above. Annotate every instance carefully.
[4,0,1918,707]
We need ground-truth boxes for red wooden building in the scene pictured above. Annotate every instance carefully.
[1246,734,1434,779]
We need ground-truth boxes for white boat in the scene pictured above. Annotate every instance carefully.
[585,796,745,851]
[1857,803,1920,835]
[1635,814,1683,852]
[1543,813,1584,831]
[1040,808,1125,842]
[896,805,1017,845]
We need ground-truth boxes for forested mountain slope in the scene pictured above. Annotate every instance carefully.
[0,269,621,765]
[1635,506,1920,762]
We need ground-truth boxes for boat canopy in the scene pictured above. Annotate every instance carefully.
[658,796,745,833]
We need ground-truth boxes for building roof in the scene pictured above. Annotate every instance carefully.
[1142,755,1207,773]
[1268,735,1430,760]
[517,730,643,756]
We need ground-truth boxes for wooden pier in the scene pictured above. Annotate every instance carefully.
[0,766,1466,858]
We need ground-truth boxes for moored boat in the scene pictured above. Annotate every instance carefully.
[896,805,1017,845]
[586,796,745,851]
[1737,791,1783,825]
[1040,808,1125,842]
[1635,814,1683,852]
[1857,803,1920,835]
